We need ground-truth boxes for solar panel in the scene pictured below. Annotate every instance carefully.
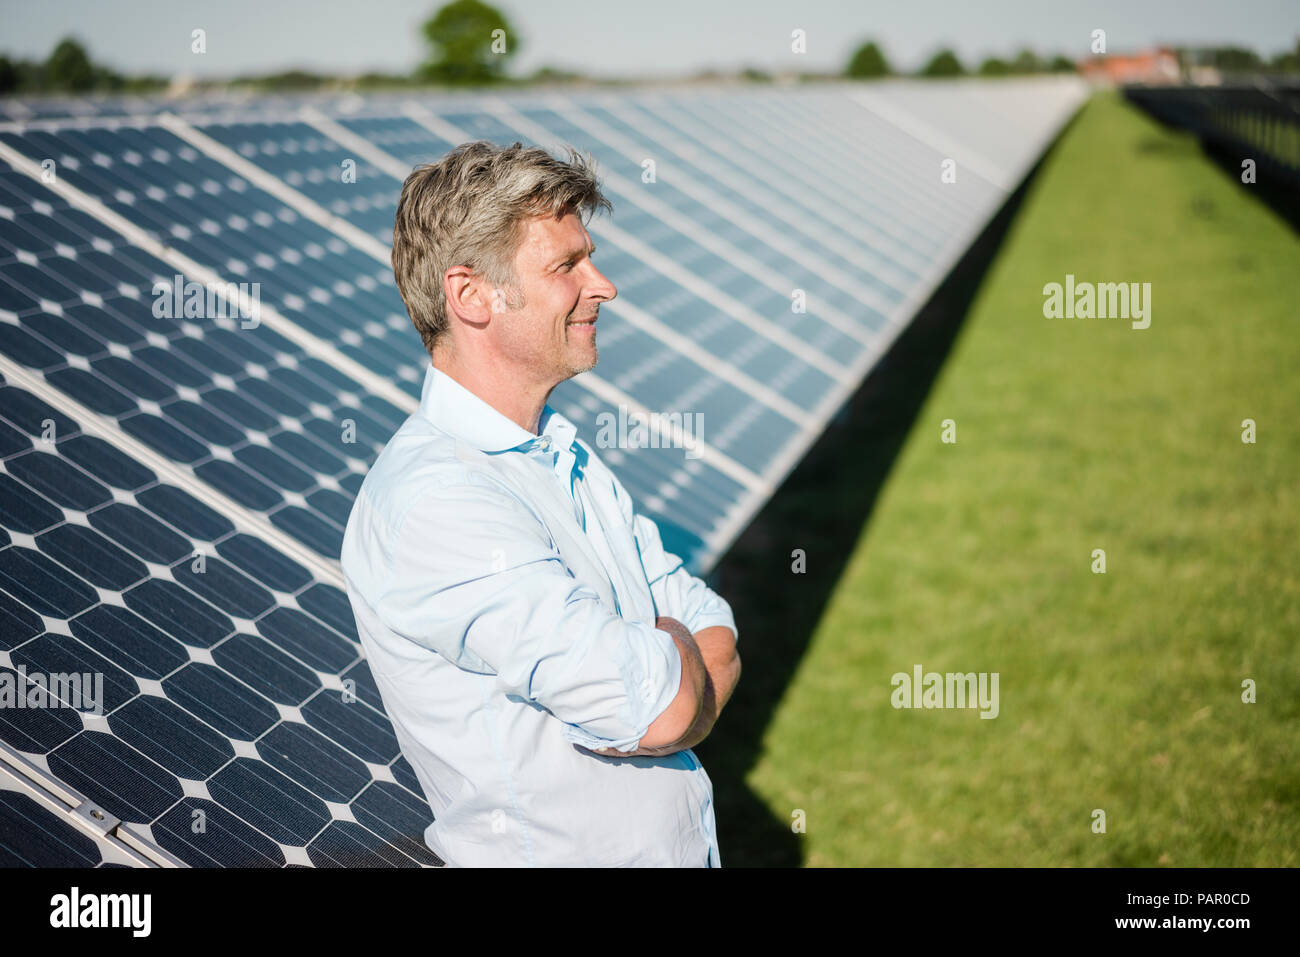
[0,78,1085,865]
[0,777,125,867]
[0,371,439,866]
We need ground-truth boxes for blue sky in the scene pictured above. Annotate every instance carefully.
[3,0,1297,79]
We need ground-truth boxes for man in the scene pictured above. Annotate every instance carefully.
[340,140,741,867]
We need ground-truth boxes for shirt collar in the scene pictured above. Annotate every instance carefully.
[418,363,578,454]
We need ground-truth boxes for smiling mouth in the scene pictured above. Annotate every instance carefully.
[567,316,597,326]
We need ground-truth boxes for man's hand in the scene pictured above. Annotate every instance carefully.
[588,616,739,759]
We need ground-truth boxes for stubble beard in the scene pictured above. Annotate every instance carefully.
[565,332,598,377]
[563,305,599,377]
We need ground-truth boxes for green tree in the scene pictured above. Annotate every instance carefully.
[0,56,21,94]
[1048,55,1077,73]
[1266,38,1298,73]
[1211,46,1263,73]
[356,71,418,89]
[978,57,1009,77]
[45,37,95,91]
[532,65,578,81]
[1009,48,1042,73]
[846,41,890,78]
[419,0,519,86]
[920,49,964,77]
[254,69,329,91]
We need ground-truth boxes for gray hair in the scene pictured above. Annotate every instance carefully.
[391,140,612,356]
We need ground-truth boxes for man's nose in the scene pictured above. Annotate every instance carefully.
[585,262,617,302]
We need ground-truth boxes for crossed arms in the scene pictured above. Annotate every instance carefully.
[590,617,741,758]
[360,472,741,758]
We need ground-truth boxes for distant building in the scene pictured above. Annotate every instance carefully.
[1079,47,1181,86]
[1185,65,1223,86]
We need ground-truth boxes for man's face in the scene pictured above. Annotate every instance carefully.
[489,210,616,385]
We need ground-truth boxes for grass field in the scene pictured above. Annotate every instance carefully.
[707,91,1300,867]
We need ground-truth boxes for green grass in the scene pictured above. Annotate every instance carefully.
[734,92,1300,867]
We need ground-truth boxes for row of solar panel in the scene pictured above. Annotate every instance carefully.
[0,85,1067,570]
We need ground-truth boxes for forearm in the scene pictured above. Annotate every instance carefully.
[668,626,739,751]
[590,621,738,759]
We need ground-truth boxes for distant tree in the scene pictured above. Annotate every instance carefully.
[0,56,20,94]
[1211,46,1264,73]
[8,57,43,91]
[249,70,330,91]
[531,65,585,84]
[1268,44,1299,72]
[0,40,157,93]
[45,37,95,91]
[977,56,1008,76]
[118,73,168,93]
[739,65,772,82]
[356,71,418,89]
[1009,48,1042,73]
[419,0,519,86]
[920,49,964,77]
[1048,55,1077,73]
[846,41,890,77]
[93,65,127,91]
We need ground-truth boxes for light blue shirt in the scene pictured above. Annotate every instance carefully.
[340,364,738,867]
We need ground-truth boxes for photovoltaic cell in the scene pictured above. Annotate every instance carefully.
[0,787,105,866]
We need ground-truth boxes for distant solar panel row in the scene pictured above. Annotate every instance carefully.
[0,78,1086,865]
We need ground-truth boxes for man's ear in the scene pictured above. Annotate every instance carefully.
[443,265,492,328]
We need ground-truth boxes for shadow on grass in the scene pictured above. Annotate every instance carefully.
[697,115,1081,867]
[1199,138,1300,236]
[1125,98,1300,235]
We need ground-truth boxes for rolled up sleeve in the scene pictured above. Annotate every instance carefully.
[630,510,738,642]
[368,475,681,752]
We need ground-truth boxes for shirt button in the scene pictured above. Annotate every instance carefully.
[538,437,551,451]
